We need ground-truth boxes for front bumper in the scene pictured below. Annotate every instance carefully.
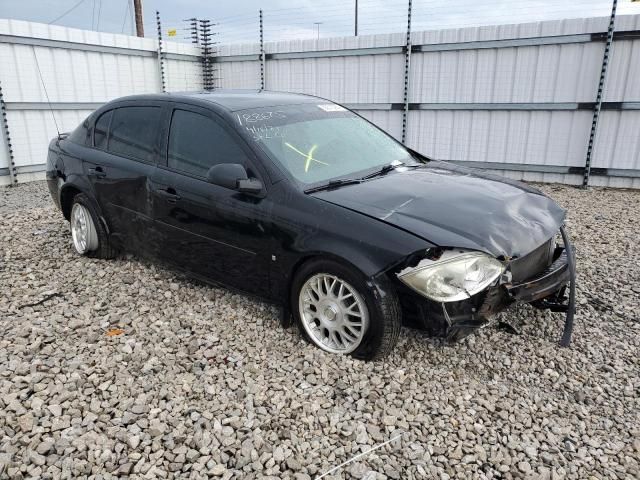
[397,227,577,345]
[506,244,575,303]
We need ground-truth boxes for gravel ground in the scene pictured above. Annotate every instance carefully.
[0,181,638,480]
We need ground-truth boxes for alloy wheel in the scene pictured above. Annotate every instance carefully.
[70,203,99,254]
[298,273,369,354]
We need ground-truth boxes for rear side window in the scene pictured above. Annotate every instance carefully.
[108,106,161,162]
[168,109,247,177]
[93,110,112,149]
[68,117,91,145]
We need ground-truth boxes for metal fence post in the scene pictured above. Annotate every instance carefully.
[259,10,265,90]
[401,0,412,144]
[583,0,617,187]
[0,80,17,185]
[156,11,166,93]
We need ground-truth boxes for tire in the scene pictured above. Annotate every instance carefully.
[291,259,401,360]
[69,193,116,259]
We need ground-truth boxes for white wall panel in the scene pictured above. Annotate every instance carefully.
[592,111,640,170]
[2,15,640,186]
[218,61,261,90]
[165,59,203,92]
[233,14,640,189]
[264,54,405,103]
[488,169,640,189]
[605,39,640,101]
[355,110,403,141]
[264,33,405,54]
[410,42,604,104]
[406,110,592,167]
[218,43,261,56]
[0,20,202,178]
[0,19,157,51]
[7,110,92,168]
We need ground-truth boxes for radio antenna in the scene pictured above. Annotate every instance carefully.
[31,47,61,137]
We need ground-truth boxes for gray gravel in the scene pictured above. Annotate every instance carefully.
[0,181,639,480]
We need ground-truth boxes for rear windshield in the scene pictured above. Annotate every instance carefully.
[233,103,417,187]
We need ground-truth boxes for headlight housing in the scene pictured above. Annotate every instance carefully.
[398,251,505,302]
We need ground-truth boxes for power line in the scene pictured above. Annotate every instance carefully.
[31,47,60,136]
[48,0,88,25]
[121,0,130,33]
[95,0,102,30]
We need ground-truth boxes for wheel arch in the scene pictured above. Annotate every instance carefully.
[282,250,398,326]
[59,184,84,220]
[59,183,109,235]
[286,252,403,360]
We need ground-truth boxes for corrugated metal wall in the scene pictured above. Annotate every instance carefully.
[1,15,639,187]
[0,19,202,185]
[216,14,640,188]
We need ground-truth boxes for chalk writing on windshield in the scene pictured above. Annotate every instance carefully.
[236,111,287,126]
[245,124,287,141]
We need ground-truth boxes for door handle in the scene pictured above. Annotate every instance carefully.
[157,187,181,203]
[88,166,106,178]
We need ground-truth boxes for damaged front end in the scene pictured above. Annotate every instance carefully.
[393,226,576,346]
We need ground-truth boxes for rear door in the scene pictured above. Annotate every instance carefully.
[85,102,166,252]
[150,104,273,296]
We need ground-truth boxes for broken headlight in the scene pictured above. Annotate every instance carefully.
[398,252,505,302]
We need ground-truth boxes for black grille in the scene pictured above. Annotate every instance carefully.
[510,237,555,283]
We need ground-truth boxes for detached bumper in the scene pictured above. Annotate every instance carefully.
[506,245,575,303]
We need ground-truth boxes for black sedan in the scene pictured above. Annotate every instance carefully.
[46,90,576,360]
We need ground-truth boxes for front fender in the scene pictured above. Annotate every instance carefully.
[268,195,433,305]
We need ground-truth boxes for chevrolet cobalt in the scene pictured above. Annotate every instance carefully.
[46,91,576,360]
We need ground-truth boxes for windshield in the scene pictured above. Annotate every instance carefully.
[234,103,418,186]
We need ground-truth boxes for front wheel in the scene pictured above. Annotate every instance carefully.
[292,259,401,360]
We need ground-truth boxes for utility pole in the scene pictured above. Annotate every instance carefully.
[355,0,358,36]
[314,22,322,40]
[133,0,144,37]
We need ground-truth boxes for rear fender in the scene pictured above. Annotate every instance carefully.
[58,177,107,232]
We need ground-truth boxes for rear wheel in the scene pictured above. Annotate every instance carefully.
[69,193,116,259]
[292,259,401,360]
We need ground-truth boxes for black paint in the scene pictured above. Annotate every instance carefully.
[46,91,575,341]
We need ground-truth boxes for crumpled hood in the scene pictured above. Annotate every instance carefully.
[311,161,566,258]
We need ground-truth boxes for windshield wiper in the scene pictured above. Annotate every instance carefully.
[361,163,399,179]
[360,160,411,180]
[304,178,362,194]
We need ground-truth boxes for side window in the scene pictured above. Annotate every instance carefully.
[168,109,247,177]
[93,110,112,149]
[68,116,91,146]
[108,106,161,162]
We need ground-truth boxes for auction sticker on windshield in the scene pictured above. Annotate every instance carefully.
[317,104,346,112]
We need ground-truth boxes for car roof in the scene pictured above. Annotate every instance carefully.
[109,90,324,112]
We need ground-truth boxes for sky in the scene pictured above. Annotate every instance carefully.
[1,0,640,44]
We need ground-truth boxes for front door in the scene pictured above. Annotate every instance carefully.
[150,105,273,297]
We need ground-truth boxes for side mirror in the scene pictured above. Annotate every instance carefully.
[206,163,263,194]
[237,177,263,194]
